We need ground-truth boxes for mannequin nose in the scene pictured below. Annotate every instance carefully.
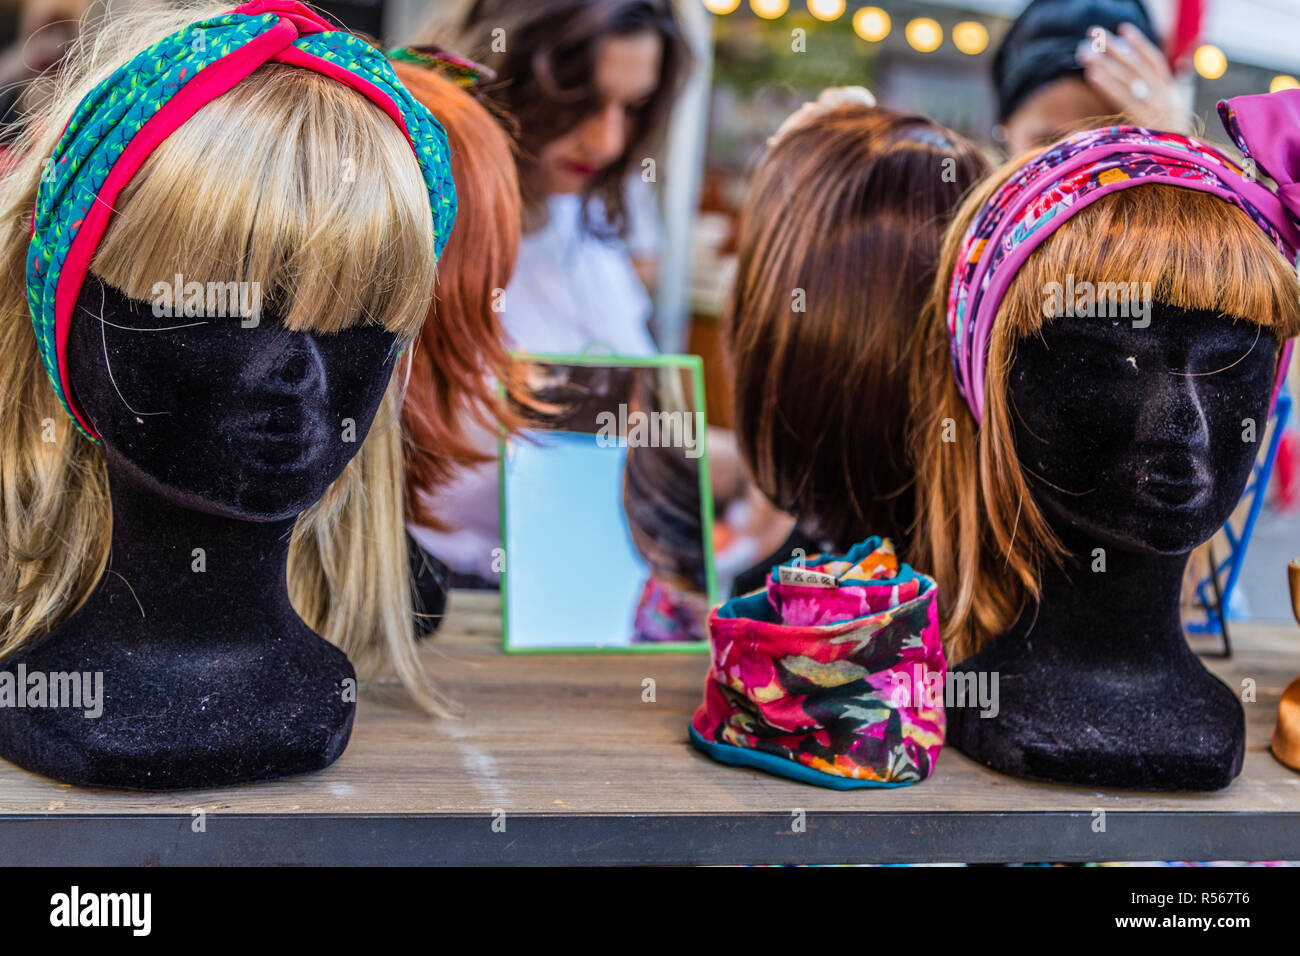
[259,331,325,396]
[1142,371,1210,451]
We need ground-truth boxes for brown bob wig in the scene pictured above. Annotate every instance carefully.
[909,162,1300,664]
[393,62,527,530]
[724,98,989,553]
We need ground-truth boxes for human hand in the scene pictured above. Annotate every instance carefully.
[1075,22,1187,133]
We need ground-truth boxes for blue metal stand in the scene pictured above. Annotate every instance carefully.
[1189,391,1293,648]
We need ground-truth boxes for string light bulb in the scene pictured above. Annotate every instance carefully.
[853,7,890,42]
[905,17,942,54]
[1193,44,1227,80]
[952,21,988,56]
[750,0,788,19]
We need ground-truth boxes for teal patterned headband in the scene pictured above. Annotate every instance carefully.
[27,0,457,440]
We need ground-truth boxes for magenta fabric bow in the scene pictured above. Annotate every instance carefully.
[1219,90,1300,228]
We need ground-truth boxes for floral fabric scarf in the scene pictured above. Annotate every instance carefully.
[690,538,946,789]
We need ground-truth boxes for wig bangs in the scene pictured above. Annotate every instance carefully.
[1000,185,1300,342]
[91,63,436,345]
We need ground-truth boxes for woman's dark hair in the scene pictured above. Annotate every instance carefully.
[622,368,707,591]
[725,101,990,554]
[435,0,689,235]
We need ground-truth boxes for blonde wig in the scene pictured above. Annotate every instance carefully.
[910,160,1300,664]
[0,2,451,715]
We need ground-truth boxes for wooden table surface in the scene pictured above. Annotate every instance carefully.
[2,590,1298,865]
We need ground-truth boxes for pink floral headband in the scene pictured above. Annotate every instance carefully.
[947,90,1300,425]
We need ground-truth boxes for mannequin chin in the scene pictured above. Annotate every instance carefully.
[0,278,398,790]
[947,303,1276,791]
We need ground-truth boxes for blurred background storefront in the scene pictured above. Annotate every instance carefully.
[315,1,1300,366]
[675,1,1300,423]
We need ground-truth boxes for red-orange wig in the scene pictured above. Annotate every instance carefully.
[393,62,526,528]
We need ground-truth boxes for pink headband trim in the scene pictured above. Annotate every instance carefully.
[949,122,1300,427]
[46,1,430,439]
[54,20,298,437]
[969,176,1292,422]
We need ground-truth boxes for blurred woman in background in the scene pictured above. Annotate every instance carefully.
[993,0,1186,156]
[405,0,694,588]
[428,0,688,356]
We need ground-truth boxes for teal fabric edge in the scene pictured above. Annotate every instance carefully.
[687,724,913,790]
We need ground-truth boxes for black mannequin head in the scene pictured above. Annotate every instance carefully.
[1008,305,1279,556]
[67,274,400,521]
[913,183,1300,663]
[911,180,1300,790]
[946,304,1278,790]
[900,146,1300,789]
[0,21,457,794]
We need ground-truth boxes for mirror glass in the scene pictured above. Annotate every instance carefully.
[501,354,716,651]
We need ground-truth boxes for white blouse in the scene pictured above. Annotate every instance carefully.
[499,192,657,357]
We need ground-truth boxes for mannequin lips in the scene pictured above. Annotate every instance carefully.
[1132,459,1212,509]
[1141,476,1210,507]
[236,405,330,470]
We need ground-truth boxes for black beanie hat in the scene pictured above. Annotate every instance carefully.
[993,0,1160,121]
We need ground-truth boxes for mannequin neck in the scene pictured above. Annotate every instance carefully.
[1004,521,1193,669]
[102,448,299,627]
